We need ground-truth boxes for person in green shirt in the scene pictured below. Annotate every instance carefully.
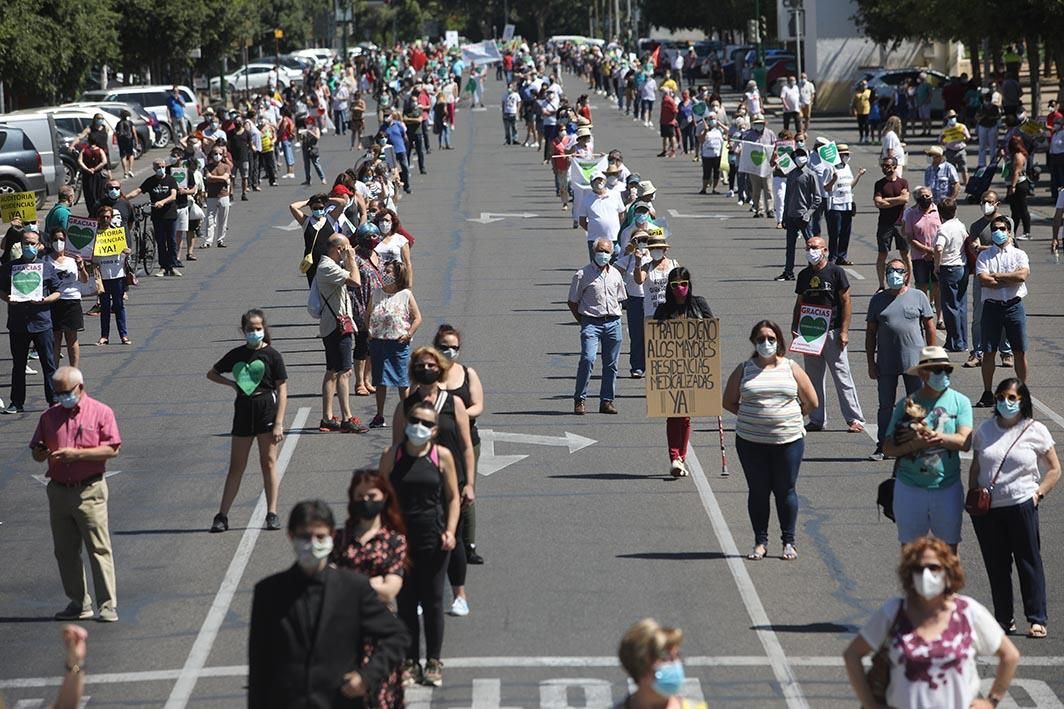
[44,186,74,249]
[884,346,973,551]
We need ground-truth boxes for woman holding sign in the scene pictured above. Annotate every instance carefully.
[207,309,288,534]
[654,267,714,478]
[46,229,88,368]
[723,320,818,561]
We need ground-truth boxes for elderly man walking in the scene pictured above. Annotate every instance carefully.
[30,366,122,622]
[775,147,822,282]
[568,238,627,414]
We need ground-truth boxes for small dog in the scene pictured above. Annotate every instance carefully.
[898,398,930,435]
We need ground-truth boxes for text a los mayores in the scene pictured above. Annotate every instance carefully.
[647,319,718,390]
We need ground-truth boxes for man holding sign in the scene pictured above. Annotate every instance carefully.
[0,228,60,414]
[790,236,865,433]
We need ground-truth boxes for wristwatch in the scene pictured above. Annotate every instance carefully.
[1036,491,1046,502]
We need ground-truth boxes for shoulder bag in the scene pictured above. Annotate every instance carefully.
[866,600,905,705]
[322,289,356,336]
[966,420,1034,516]
[299,223,325,274]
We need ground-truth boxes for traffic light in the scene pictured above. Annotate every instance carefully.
[747,18,760,44]
[759,15,768,41]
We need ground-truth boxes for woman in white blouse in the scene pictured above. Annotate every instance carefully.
[881,115,905,178]
[844,536,1020,709]
[969,378,1060,639]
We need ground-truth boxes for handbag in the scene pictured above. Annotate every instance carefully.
[966,420,1034,516]
[323,291,356,336]
[123,256,138,287]
[866,602,905,705]
[298,224,325,274]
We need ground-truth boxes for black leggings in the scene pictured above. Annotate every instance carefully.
[448,518,468,587]
[1008,186,1031,236]
[397,546,449,660]
[856,114,869,142]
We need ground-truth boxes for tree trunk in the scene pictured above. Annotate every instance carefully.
[1026,36,1041,117]
[968,38,981,84]
[990,37,1003,76]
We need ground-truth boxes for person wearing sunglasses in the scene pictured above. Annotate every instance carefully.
[872,155,912,290]
[884,346,973,550]
[844,536,1019,709]
[866,258,937,461]
[653,267,713,477]
[723,320,817,561]
[969,378,1060,639]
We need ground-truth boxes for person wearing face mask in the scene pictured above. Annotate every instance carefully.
[742,114,777,219]
[872,155,913,289]
[125,159,181,277]
[932,198,969,354]
[395,347,476,618]
[317,235,368,433]
[201,147,232,249]
[697,118,724,194]
[969,378,1060,639]
[29,366,121,622]
[76,135,109,216]
[616,618,706,709]
[367,260,422,428]
[578,173,626,262]
[377,402,460,689]
[46,228,88,369]
[723,320,817,560]
[1,229,62,414]
[966,198,1012,369]
[331,468,409,707]
[974,216,1030,409]
[780,75,801,132]
[289,194,335,287]
[884,346,973,548]
[568,238,627,415]
[938,110,971,185]
[617,230,651,378]
[249,500,410,707]
[373,208,415,282]
[923,146,960,204]
[791,236,865,434]
[823,144,865,265]
[207,309,289,533]
[634,233,679,325]
[851,80,872,144]
[844,536,1020,709]
[902,186,942,327]
[435,325,486,564]
[775,147,821,282]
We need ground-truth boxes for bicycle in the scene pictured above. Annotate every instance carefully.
[127,203,157,276]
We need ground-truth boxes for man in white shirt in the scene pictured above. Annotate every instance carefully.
[974,215,1029,407]
[501,84,520,145]
[780,76,801,132]
[639,74,658,128]
[579,173,626,262]
[932,198,969,353]
[798,73,816,132]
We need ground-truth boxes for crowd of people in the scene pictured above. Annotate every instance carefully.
[3,36,1062,709]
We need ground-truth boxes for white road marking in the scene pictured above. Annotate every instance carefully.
[1032,396,1064,432]
[479,429,596,453]
[686,448,808,709]
[162,407,311,709]
[539,678,611,708]
[273,221,302,231]
[450,678,522,709]
[842,267,865,280]
[466,211,538,224]
[666,208,730,220]
[405,686,434,707]
[476,436,528,476]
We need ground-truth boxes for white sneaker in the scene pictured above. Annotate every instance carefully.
[449,596,470,617]
[25,364,37,375]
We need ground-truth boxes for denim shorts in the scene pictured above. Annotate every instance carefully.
[981,298,1027,353]
[894,478,964,545]
[912,259,936,286]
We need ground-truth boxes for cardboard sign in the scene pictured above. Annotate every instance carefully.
[10,262,44,302]
[816,141,842,166]
[65,216,98,259]
[738,141,772,177]
[444,31,459,48]
[645,317,722,418]
[789,304,833,356]
[692,100,708,117]
[940,125,967,143]
[93,226,128,257]
[502,24,515,41]
[0,192,37,223]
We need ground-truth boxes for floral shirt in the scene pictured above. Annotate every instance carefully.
[369,288,413,340]
[860,595,1004,709]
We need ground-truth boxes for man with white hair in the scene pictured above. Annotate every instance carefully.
[578,172,626,262]
[30,366,122,622]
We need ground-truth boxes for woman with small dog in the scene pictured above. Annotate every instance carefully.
[884,346,973,551]
[969,378,1060,638]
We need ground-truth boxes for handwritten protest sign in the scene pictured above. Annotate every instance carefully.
[0,192,37,223]
[788,304,833,356]
[66,216,98,259]
[645,318,721,418]
[940,125,967,143]
[10,262,44,302]
[93,227,128,257]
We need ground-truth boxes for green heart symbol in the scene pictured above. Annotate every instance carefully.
[233,360,266,396]
[692,101,707,116]
[67,224,95,250]
[751,149,766,166]
[12,269,41,296]
[819,143,838,164]
[799,315,828,342]
[778,154,793,170]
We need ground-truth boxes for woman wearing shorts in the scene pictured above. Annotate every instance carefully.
[367,260,422,429]
[46,229,88,368]
[115,110,138,179]
[207,309,288,533]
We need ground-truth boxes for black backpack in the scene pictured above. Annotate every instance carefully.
[116,119,133,139]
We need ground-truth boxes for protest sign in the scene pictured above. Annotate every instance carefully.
[10,262,44,302]
[93,226,128,257]
[461,40,502,65]
[691,101,708,118]
[775,140,796,174]
[738,141,772,178]
[66,216,98,259]
[816,141,842,166]
[940,125,967,143]
[445,31,459,48]
[0,192,37,223]
[645,317,721,418]
[502,24,515,41]
[789,304,833,356]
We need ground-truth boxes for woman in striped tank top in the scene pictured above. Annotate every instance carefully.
[723,320,818,561]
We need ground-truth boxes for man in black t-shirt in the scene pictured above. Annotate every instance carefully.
[126,159,180,276]
[872,156,912,290]
[791,236,865,432]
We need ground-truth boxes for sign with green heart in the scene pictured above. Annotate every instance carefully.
[692,100,707,117]
[10,262,44,302]
[739,140,772,177]
[777,153,796,175]
[817,141,841,166]
[789,304,833,356]
[66,216,98,258]
[233,359,266,396]
[170,167,188,189]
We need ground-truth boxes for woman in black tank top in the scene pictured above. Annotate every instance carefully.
[378,400,459,688]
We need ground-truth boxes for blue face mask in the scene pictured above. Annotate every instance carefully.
[991,229,1008,246]
[885,271,905,289]
[58,389,80,409]
[245,329,265,347]
[312,208,326,219]
[928,371,951,392]
[652,660,685,697]
[593,251,611,267]
[22,244,38,260]
[996,398,1021,418]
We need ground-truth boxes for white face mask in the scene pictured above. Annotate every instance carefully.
[380,219,393,234]
[54,241,66,254]
[292,535,333,571]
[912,568,947,599]
[982,202,996,216]
[806,248,823,264]
[755,340,777,358]
[649,248,666,261]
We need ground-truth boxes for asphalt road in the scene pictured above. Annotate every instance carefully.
[1,76,1064,708]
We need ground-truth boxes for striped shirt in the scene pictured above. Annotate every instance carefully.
[735,359,805,445]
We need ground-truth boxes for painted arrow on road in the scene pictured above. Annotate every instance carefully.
[466,212,538,225]
[274,221,303,231]
[32,470,121,486]
[667,209,731,220]
[476,429,596,476]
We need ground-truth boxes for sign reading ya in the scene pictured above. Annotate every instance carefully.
[645,317,721,418]
[93,227,128,257]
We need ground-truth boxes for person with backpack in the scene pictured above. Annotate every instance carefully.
[115,110,138,179]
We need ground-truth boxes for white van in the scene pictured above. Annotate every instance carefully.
[79,85,201,147]
[0,111,63,197]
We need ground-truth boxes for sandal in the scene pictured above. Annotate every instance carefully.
[186,253,198,261]
[121,337,132,345]
[96,338,109,346]
[355,386,372,396]
[1029,623,1048,639]
[747,545,767,560]
[782,544,799,561]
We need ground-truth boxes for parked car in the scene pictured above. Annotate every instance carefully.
[0,111,63,198]
[723,46,754,89]
[291,48,337,67]
[765,56,798,96]
[0,127,48,206]
[32,107,121,167]
[855,67,950,115]
[209,63,303,96]
[61,101,155,153]
[79,85,202,148]
[259,54,314,72]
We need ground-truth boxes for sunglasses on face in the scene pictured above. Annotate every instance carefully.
[916,563,944,573]
[408,416,436,427]
[928,367,953,375]
[996,393,1021,403]
[886,267,907,275]
[670,280,689,288]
